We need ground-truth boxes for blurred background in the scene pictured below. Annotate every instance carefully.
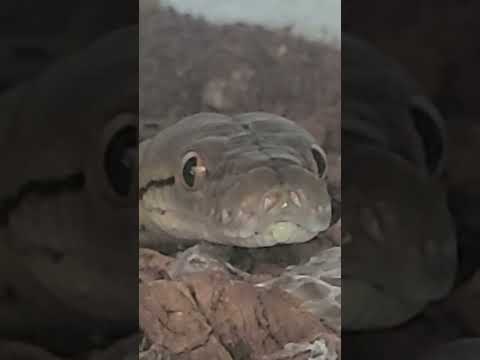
[159,0,340,45]
[344,1,480,359]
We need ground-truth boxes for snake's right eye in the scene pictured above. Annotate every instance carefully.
[181,151,206,190]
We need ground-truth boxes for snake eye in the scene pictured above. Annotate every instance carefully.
[311,144,328,178]
[409,96,446,175]
[181,151,205,190]
[104,124,137,196]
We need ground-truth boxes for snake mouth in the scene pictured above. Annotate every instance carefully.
[263,221,318,244]
[216,220,319,247]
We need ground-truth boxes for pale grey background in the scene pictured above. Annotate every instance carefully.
[158,0,341,46]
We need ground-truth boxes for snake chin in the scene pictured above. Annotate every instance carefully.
[264,221,317,245]
[214,221,320,248]
[208,199,332,247]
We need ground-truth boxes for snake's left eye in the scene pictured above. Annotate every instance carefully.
[181,151,206,190]
[409,96,446,176]
[93,112,138,205]
[311,144,328,178]
[105,124,137,196]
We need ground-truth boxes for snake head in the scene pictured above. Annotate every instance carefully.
[1,27,138,327]
[140,112,333,247]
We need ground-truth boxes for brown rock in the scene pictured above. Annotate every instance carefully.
[140,280,215,354]
[140,269,337,359]
[139,248,174,282]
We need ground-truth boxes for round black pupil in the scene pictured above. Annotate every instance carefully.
[105,125,136,196]
[312,148,326,177]
[183,157,197,187]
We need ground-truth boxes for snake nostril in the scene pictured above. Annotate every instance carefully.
[263,189,303,212]
[237,208,255,223]
[263,192,282,212]
[289,190,302,207]
[221,209,233,224]
[317,203,331,215]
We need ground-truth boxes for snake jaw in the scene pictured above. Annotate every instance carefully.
[205,173,332,247]
[207,197,331,247]
[266,222,309,244]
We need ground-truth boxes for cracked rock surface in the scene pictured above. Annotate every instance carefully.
[139,249,340,360]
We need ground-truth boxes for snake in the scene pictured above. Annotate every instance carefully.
[0,26,138,352]
[139,112,332,249]
[341,35,457,330]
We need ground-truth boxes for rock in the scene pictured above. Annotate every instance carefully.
[258,247,341,334]
[139,248,174,282]
[139,256,339,359]
[261,338,339,360]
